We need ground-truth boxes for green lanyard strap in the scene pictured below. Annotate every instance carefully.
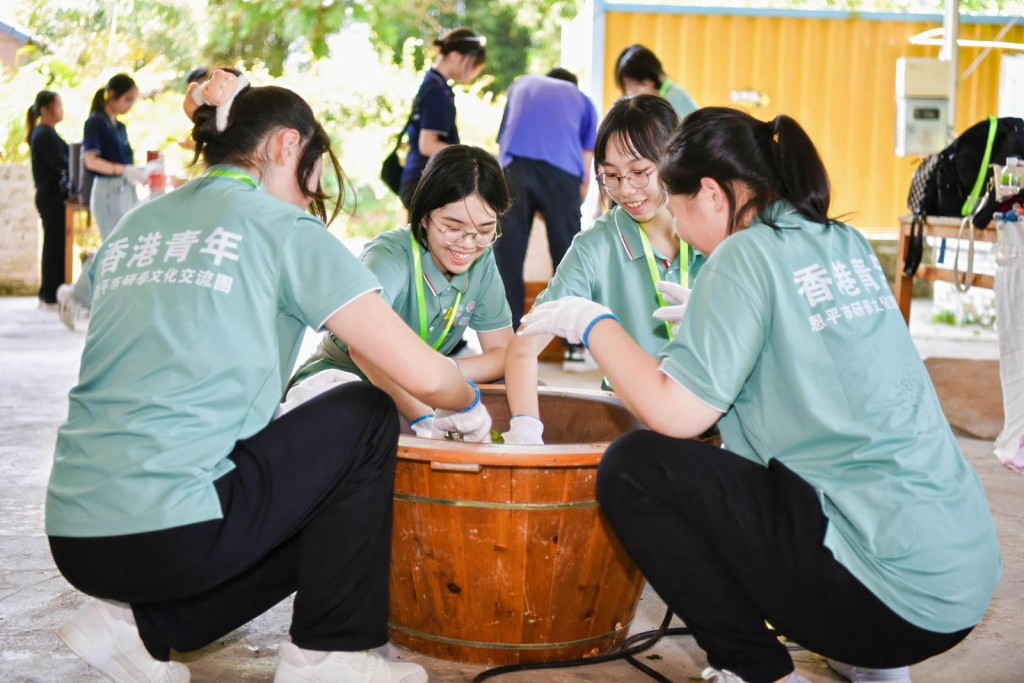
[206,167,260,189]
[961,115,999,217]
[637,226,688,341]
[411,232,463,351]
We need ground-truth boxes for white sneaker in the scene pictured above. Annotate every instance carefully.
[827,658,912,682]
[56,284,78,331]
[702,667,810,683]
[274,640,427,683]
[56,599,190,682]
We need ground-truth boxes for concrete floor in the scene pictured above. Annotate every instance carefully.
[1,296,1021,682]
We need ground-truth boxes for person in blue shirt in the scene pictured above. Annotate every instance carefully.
[493,68,598,330]
[47,69,489,683]
[398,28,487,209]
[519,107,1001,683]
[58,73,149,329]
[26,90,69,307]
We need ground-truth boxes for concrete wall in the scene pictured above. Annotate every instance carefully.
[0,165,40,292]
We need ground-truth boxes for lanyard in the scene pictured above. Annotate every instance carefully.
[637,226,688,341]
[206,167,260,189]
[411,232,463,351]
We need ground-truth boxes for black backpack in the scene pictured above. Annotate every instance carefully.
[903,116,1024,276]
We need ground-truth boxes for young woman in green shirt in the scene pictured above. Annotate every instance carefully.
[502,95,696,444]
[290,144,514,437]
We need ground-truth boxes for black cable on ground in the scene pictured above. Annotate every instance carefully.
[470,607,690,682]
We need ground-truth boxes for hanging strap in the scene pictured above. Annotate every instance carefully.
[411,232,463,350]
[637,227,687,341]
[961,116,999,217]
[390,92,423,154]
[952,215,977,293]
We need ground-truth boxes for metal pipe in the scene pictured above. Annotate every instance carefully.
[941,0,961,141]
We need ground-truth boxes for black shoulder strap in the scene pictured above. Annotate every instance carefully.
[903,212,926,278]
[391,93,423,152]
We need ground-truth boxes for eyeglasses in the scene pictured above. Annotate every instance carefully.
[596,167,656,191]
[430,218,501,248]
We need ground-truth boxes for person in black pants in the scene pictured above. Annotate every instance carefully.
[46,68,490,683]
[493,68,598,330]
[27,90,69,307]
[518,107,1001,683]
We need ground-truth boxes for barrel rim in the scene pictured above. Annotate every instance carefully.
[399,385,639,467]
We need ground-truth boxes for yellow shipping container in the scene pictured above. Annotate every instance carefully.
[584,5,1023,231]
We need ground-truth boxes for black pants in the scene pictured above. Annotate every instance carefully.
[493,159,583,328]
[50,383,399,660]
[596,431,971,683]
[36,191,67,304]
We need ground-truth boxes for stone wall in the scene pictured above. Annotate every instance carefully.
[0,165,40,292]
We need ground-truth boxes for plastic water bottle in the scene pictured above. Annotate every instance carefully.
[1002,157,1021,196]
[996,211,1021,265]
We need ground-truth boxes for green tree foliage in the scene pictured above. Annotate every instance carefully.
[200,0,579,93]
[15,0,199,80]
[204,0,349,77]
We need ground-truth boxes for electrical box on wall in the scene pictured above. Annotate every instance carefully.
[895,58,951,157]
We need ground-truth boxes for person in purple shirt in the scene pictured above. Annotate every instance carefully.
[492,68,598,330]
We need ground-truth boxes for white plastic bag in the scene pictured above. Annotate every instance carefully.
[994,215,1024,474]
[276,368,361,418]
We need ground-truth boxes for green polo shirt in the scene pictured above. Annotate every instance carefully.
[46,168,381,537]
[292,226,512,384]
[660,201,1001,633]
[536,206,702,358]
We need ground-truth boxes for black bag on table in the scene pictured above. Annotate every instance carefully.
[903,116,1024,276]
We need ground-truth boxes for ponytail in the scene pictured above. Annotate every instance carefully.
[659,107,835,234]
[91,73,138,113]
[765,115,832,225]
[25,105,39,145]
[26,91,59,144]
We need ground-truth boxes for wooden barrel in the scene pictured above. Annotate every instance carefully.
[389,386,646,665]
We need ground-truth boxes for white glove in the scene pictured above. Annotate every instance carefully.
[652,281,692,335]
[519,296,616,347]
[122,165,148,186]
[431,381,493,443]
[502,415,545,445]
[410,415,435,438]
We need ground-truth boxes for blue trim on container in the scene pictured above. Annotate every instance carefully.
[601,4,1019,25]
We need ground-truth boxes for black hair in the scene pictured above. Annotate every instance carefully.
[545,67,578,86]
[594,95,679,171]
[409,145,511,249]
[26,90,59,144]
[90,73,137,114]
[434,28,487,67]
[185,67,209,85]
[659,107,835,234]
[189,73,348,225]
[614,45,665,93]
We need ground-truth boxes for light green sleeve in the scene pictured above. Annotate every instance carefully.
[360,238,410,307]
[534,237,597,307]
[469,249,514,332]
[279,217,381,329]
[659,261,767,412]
